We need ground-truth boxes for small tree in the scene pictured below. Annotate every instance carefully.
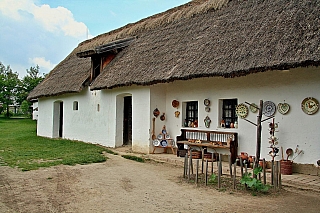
[17,65,44,105]
[20,100,31,117]
[0,62,21,117]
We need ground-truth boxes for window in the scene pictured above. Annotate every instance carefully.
[91,56,101,81]
[185,101,198,126]
[222,99,237,128]
[73,101,78,110]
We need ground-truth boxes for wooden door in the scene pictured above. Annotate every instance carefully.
[123,96,132,145]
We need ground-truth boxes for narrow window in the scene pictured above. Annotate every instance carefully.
[73,101,78,110]
[185,101,198,127]
[97,104,100,112]
[222,99,238,128]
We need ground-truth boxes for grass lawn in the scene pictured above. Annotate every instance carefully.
[0,117,110,171]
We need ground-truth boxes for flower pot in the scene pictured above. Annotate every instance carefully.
[280,160,293,175]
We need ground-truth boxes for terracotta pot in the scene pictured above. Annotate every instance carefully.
[240,152,248,160]
[280,160,293,175]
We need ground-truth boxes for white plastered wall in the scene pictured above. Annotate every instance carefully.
[163,67,320,165]
[37,86,151,152]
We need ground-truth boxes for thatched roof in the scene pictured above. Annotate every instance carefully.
[28,0,320,99]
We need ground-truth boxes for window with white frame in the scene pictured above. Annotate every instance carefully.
[220,99,238,128]
[184,101,198,127]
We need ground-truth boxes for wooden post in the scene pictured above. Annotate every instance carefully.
[278,161,282,189]
[273,162,277,190]
[219,153,222,176]
[229,155,232,177]
[211,153,214,175]
[255,100,263,167]
[196,159,199,186]
[183,154,188,178]
[188,150,192,180]
[244,162,248,190]
[205,160,208,186]
[263,158,266,185]
[218,159,221,189]
[271,160,274,185]
[233,161,237,189]
[240,158,243,177]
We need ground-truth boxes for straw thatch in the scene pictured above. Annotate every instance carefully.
[28,0,320,99]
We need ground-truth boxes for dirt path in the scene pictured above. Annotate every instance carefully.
[1,153,319,213]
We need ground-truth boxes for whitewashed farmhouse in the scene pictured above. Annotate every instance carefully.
[28,0,320,175]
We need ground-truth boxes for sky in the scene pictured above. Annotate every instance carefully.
[0,0,190,78]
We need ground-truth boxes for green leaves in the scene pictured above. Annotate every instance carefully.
[240,167,270,193]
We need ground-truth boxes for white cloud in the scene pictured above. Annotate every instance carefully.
[29,57,56,72]
[0,0,88,39]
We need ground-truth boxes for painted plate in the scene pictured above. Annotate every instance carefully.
[236,103,249,119]
[165,134,171,139]
[172,100,179,108]
[160,140,168,147]
[301,97,319,115]
[153,139,160,146]
[205,106,210,112]
[263,101,276,117]
[157,134,163,140]
[204,99,210,106]
[277,103,290,115]
[250,103,258,113]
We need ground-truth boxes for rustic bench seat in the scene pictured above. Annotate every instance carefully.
[176,129,238,163]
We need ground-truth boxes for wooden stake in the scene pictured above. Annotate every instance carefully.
[188,150,192,180]
[271,160,274,185]
[196,159,199,186]
[205,160,208,186]
[183,154,187,178]
[211,153,214,175]
[229,155,232,177]
[263,158,266,185]
[240,158,243,177]
[278,161,282,189]
[233,161,237,189]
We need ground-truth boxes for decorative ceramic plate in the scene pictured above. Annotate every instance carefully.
[236,103,249,119]
[263,101,276,117]
[153,139,160,146]
[165,134,171,139]
[153,108,160,117]
[157,134,163,140]
[301,97,319,115]
[204,99,210,106]
[170,139,175,147]
[250,103,258,113]
[205,106,210,112]
[277,103,290,115]
[172,100,179,108]
[160,140,168,147]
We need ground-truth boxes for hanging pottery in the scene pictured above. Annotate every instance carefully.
[301,97,319,115]
[204,99,210,106]
[174,111,180,118]
[235,103,249,119]
[204,116,211,128]
[153,108,160,117]
[205,106,210,112]
[249,103,258,113]
[160,113,166,121]
[277,102,290,115]
[263,101,276,117]
[172,100,179,108]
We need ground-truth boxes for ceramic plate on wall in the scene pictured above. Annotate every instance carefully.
[204,99,210,106]
[277,103,290,115]
[236,103,249,119]
[160,140,168,147]
[301,97,319,115]
[263,101,276,117]
[153,139,160,146]
[250,103,258,113]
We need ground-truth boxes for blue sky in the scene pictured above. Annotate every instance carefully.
[0,0,189,78]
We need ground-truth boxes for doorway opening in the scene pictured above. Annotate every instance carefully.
[53,101,63,138]
[123,96,132,145]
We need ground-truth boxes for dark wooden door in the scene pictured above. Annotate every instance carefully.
[123,96,132,145]
[59,102,63,138]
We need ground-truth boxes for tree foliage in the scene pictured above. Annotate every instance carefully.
[0,62,45,117]
[0,62,20,117]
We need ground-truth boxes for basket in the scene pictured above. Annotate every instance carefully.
[280,160,293,175]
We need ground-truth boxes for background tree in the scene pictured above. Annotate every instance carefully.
[0,62,21,117]
[17,65,45,105]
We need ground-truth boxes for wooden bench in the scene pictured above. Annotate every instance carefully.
[176,129,238,163]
